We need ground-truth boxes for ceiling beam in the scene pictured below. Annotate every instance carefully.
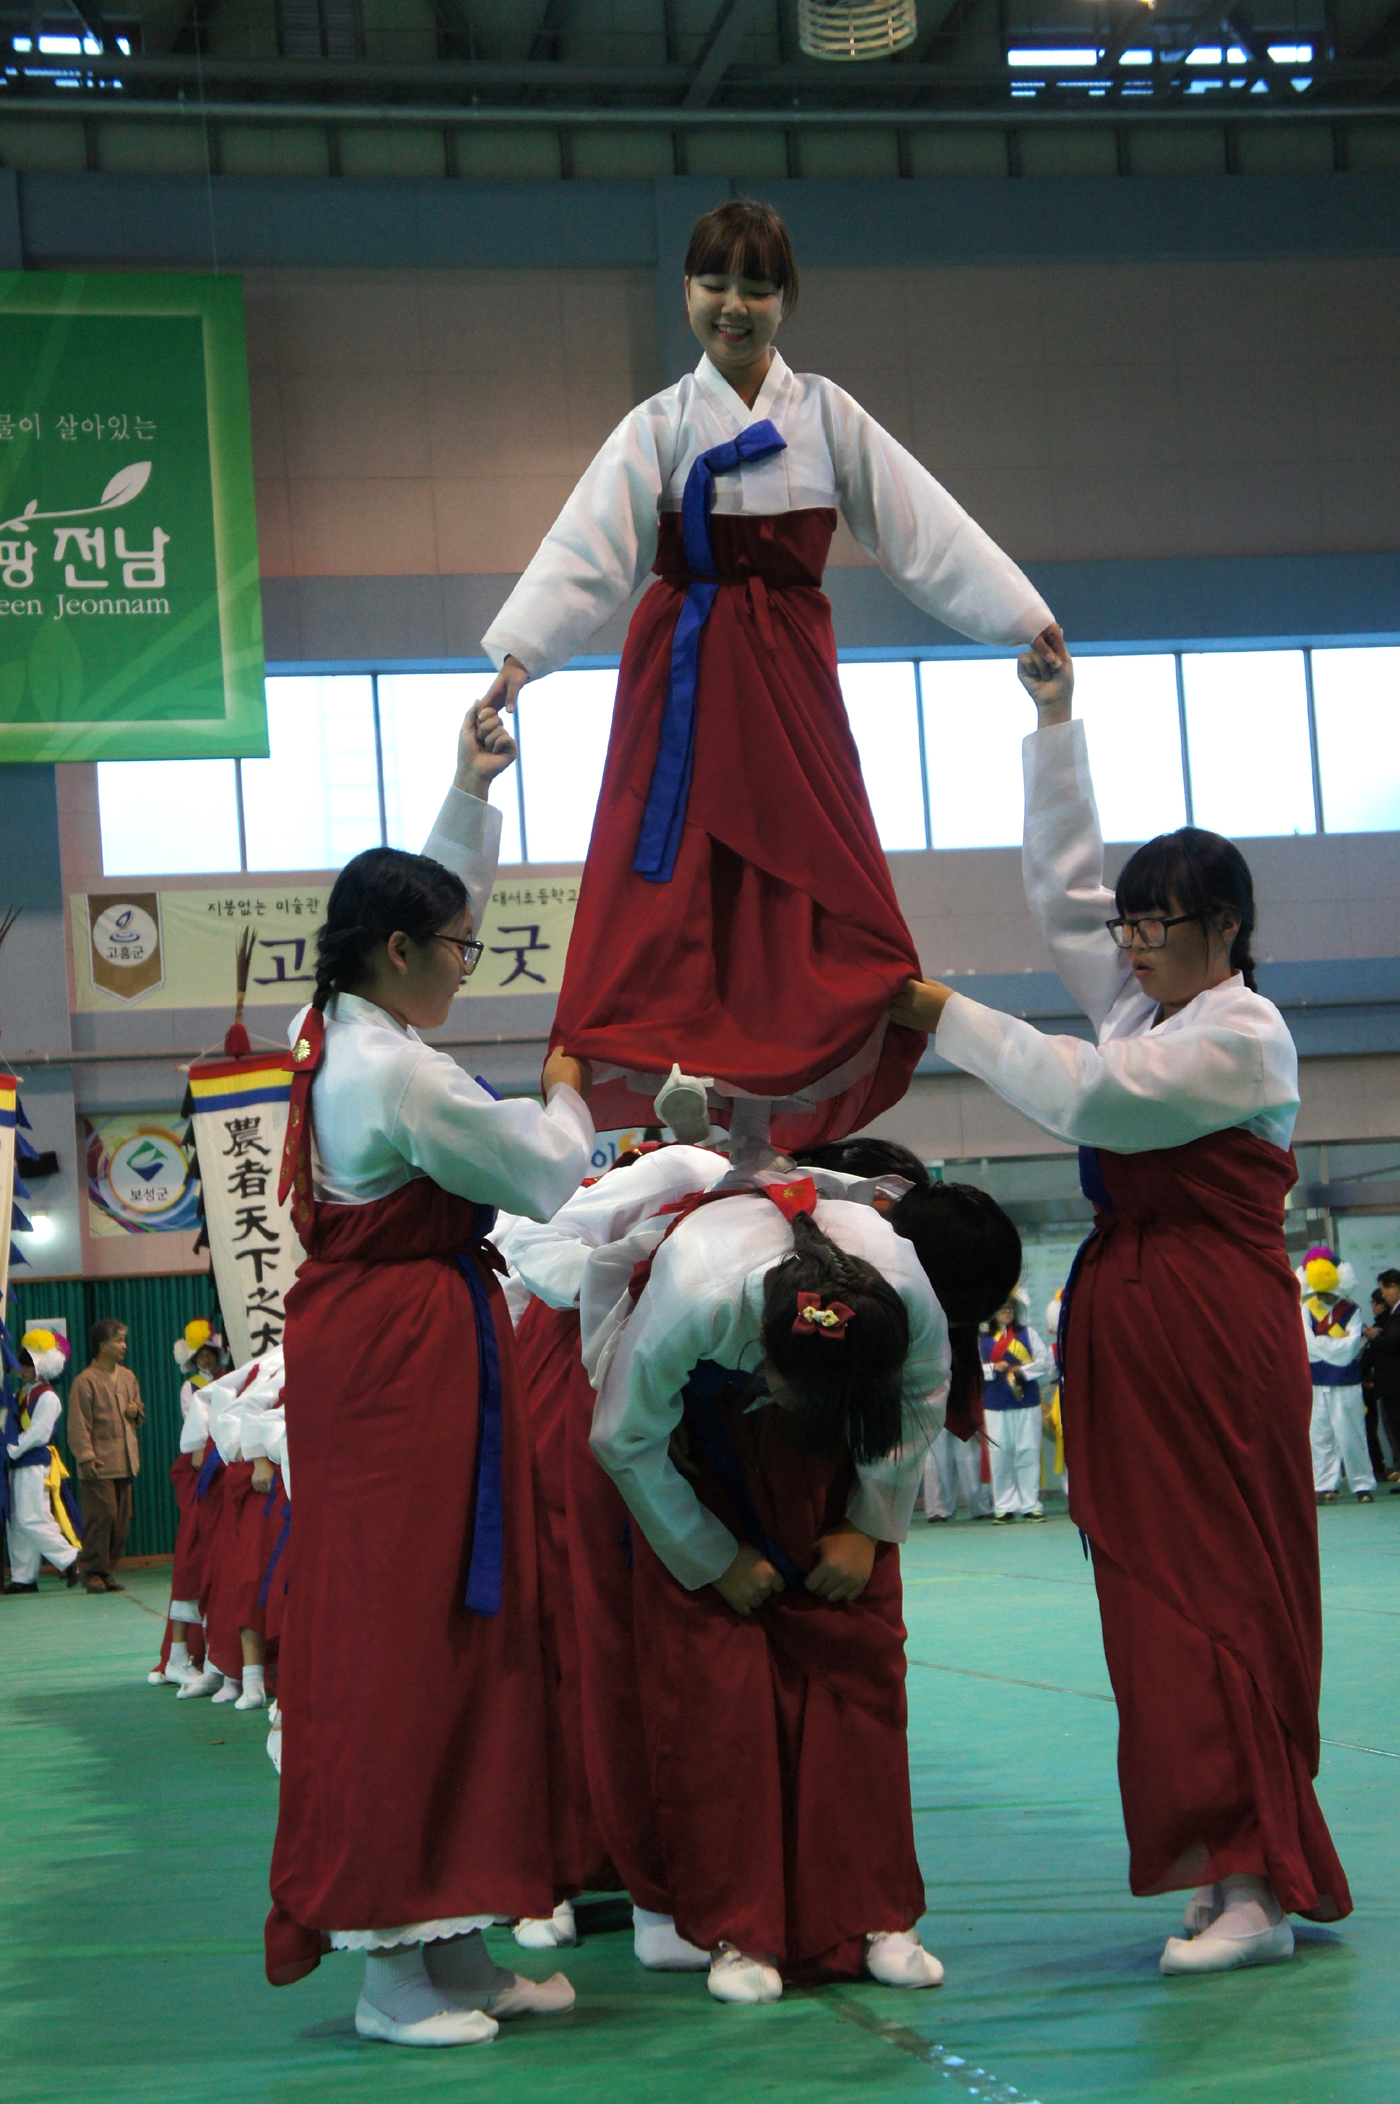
[684,0,762,106]
[65,0,124,54]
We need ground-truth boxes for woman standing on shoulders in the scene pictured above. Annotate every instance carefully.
[264,701,597,2049]
[892,639,1351,1976]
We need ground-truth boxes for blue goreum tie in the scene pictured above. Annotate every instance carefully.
[632,418,787,884]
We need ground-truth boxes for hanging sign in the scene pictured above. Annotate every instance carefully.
[86,891,164,1002]
[84,1111,201,1238]
[186,1056,307,1365]
[0,272,265,762]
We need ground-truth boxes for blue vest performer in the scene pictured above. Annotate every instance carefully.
[3,1330,80,1592]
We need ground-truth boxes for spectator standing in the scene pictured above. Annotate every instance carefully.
[68,1318,144,1595]
[1365,1271,1400,1494]
[1358,1289,1395,1487]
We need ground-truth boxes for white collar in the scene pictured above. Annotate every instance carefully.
[694,348,790,429]
[325,991,422,1043]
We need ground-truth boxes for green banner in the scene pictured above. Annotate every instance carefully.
[0,273,265,761]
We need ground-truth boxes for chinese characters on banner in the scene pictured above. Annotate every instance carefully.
[71,881,581,1011]
[185,1059,306,1366]
[0,273,265,763]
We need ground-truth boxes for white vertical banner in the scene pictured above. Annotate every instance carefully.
[187,1056,306,1367]
[0,1074,16,1326]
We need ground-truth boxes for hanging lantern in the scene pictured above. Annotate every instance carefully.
[798,0,918,61]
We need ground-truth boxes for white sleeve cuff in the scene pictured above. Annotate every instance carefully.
[421,786,504,934]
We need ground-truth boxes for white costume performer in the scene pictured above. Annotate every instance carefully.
[580,1157,949,1591]
[4,1336,78,1587]
[1299,1254,1372,1499]
[484,351,1052,679]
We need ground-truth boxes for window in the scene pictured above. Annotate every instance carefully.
[96,758,241,876]
[516,671,616,863]
[92,643,1400,878]
[242,676,380,872]
[1072,654,1186,842]
[839,662,927,851]
[1310,647,1400,835]
[1180,650,1316,837]
[919,658,1029,848]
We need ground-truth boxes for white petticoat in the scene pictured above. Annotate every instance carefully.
[329,1915,503,1951]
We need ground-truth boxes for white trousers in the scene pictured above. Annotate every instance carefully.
[1310,1384,1375,1495]
[923,1426,991,1518]
[987,1405,1043,1516]
[5,1465,79,1583]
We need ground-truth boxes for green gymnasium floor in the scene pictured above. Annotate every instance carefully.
[3,1504,1396,2104]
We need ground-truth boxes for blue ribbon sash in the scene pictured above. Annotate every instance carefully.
[196,1446,225,1500]
[682,1359,805,1589]
[453,1245,506,1618]
[632,418,788,884]
[257,1486,291,1610]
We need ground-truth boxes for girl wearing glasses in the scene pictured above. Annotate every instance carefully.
[477,197,1056,1170]
[264,702,598,2050]
[892,639,1351,1977]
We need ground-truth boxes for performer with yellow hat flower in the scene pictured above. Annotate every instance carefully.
[3,1329,81,1593]
[146,1318,227,1684]
[1298,1247,1373,1504]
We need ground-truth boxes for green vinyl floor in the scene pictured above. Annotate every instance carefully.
[2,1501,1397,2104]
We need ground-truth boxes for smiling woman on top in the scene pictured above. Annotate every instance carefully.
[477,197,1059,1168]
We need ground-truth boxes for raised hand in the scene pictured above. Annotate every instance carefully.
[1018,623,1073,725]
[456,699,519,797]
[478,652,531,718]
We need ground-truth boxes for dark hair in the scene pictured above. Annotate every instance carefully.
[17,1346,34,1373]
[1115,827,1258,992]
[1379,1269,1400,1290]
[685,199,799,313]
[314,848,468,1010]
[888,1182,1023,1423]
[760,1211,909,1464]
[90,1316,126,1356]
[791,1139,930,1187]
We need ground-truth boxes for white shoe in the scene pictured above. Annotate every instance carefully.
[707,1944,783,2005]
[864,1929,945,1988]
[210,1678,243,1705]
[654,1063,714,1145]
[513,1899,577,1950]
[353,1996,499,2047]
[633,1906,710,1971]
[148,1664,189,1686]
[1161,1919,1293,1974]
[1183,1884,1223,1936]
[478,1973,576,2019]
[234,1684,267,1711]
[176,1668,222,1700]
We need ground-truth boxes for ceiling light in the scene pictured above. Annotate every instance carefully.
[798,0,918,61]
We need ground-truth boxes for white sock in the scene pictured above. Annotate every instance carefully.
[168,1641,190,1670]
[1202,1873,1284,1940]
[362,1946,454,2024]
[423,1931,515,1995]
[211,1676,243,1704]
[241,1664,264,1694]
[633,1906,710,1971]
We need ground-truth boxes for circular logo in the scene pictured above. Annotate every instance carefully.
[108,1130,188,1215]
[92,901,158,968]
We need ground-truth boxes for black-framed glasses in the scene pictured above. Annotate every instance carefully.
[434,932,485,977]
[1105,913,1199,951]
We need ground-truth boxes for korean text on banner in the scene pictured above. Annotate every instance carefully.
[187,1057,306,1366]
[0,273,265,763]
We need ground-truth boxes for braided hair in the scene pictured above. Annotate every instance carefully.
[887,1182,1023,1424]
[312,847,468,1011]
[1115,827,1259,992]
[760,1210,909,1463]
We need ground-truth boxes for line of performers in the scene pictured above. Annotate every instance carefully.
[143,193,1349,2050]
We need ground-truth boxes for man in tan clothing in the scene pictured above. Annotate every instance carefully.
[68,1318,144,1594]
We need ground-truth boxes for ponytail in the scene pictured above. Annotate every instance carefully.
[313,847,468,1010]
[760,1210,909,1463]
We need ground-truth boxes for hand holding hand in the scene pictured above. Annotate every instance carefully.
[456,699,520,797]
[542,1048,593,1101]
[713,1542,786,1616]
[1018,624,1072,724]
[804,1521,876,1603]
[478,654,530,719]
[889,976,955,1036]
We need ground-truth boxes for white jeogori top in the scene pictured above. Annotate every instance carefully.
[579,1155,949,1592]
[290,785,594,1217]
[934,718,1300,1154]
[482,351,1054,681]
[205,1351,285,1466]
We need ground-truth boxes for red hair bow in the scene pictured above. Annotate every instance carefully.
[793,1291,854,1340]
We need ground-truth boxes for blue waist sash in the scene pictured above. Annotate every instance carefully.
[632,418,788,885]
[453,1209,505,1619]
[196,1446,225,1500]
[1310,1361,1362,1389]
[9,1442,53,1471]
[257,1487,291,1610]
[682,1359,804,1589]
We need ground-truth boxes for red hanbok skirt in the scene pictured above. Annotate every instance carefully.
[265,1179,559,1986]
[195,1466,243,1680]
[548,510,926,1148]
[632,1390,925,1975]
[1064,1130,1351,1919]
[155,1452,206,1673]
